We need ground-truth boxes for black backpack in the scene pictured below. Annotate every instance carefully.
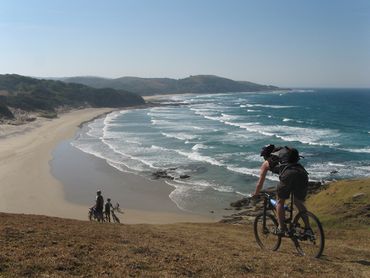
[269,146,307,177]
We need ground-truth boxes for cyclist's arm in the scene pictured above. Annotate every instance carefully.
[254,160,270,196]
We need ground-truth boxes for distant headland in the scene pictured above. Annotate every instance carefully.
[0,73,279,121]
[55,74,279,96]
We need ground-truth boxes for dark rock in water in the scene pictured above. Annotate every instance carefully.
[330,170,339,174]
[152,170,174,180]
[209,210,214,214]
[152,168,191,180]
[230,198,251,208]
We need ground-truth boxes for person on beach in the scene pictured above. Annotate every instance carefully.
[104,198,114,222]
[95,190,104,222]
[253,144,310,236]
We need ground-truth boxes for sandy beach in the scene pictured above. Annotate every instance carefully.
[0,108,213,224]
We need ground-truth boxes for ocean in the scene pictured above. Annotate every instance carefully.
[72,89,370,213]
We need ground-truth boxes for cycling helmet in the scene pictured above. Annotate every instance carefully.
[260,144,275,158]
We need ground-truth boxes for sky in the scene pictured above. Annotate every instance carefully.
[0,0,369,87]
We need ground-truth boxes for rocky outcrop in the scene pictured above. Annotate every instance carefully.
[151,169,191,180]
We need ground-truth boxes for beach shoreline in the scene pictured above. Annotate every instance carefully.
[0,107,215,224]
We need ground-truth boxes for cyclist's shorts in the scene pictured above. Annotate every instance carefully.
[277,166,308,200]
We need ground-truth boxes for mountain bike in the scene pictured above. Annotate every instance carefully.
[111,209,120,223]
[253,190,325,258]
[88,207,104,222]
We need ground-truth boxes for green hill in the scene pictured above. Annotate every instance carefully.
[0,74,145,119]
[60,75,279,96]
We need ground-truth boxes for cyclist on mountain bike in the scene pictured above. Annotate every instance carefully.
[253,144,309,235]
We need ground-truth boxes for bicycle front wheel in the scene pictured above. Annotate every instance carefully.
[293,211,325,258]
[254,212,281,251]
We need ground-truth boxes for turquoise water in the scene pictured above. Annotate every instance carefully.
[72,89,370,213]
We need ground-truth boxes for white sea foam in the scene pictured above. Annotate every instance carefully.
[176,150,223,166]
[236,191,249,197]
[100,137,161,170]
[223,121,339,147]
[282,118,304,124]
[72,141,147,174]
[306,161,370,181]
[166,178,235,211]
[161,132,198,141]
[339,147,370,154]
[245,103,296,109]
[355,165,370,172]
[246,153,264,162]
[171,179,233,193]
[151,119,172,126]
[86,120,105,138]
[327,162,346,167]
[192,143,209,151]
[226,131,265,142]
[226,165,279,181]
[203,115,221,121]
[221,113,240,121]
[150,145,171,152]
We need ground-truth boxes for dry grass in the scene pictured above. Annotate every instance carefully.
[0,212,369,277]
[306,178,370,228]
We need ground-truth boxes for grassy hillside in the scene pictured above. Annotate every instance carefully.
[0,213,369,277]
[0,180,369,277]
[306,178,370,229]
[0,74,145,119]
[61,75,279,96]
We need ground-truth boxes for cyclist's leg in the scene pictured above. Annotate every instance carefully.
[293,180,310,229]
[276,198,287,230]
[294,198,310,228]
[276,183,290,231]
[294,198,307,212]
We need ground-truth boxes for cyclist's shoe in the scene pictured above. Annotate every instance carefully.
[302,228,314,240]
[305,227,314,235]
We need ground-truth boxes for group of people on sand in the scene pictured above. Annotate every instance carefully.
[91,190,120,223]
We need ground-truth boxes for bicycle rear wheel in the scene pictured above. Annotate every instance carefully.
[293,211,325,258]
[112,213,120,223]
[254,212,281,251]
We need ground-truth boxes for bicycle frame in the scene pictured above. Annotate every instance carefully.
[260,191,295,230]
